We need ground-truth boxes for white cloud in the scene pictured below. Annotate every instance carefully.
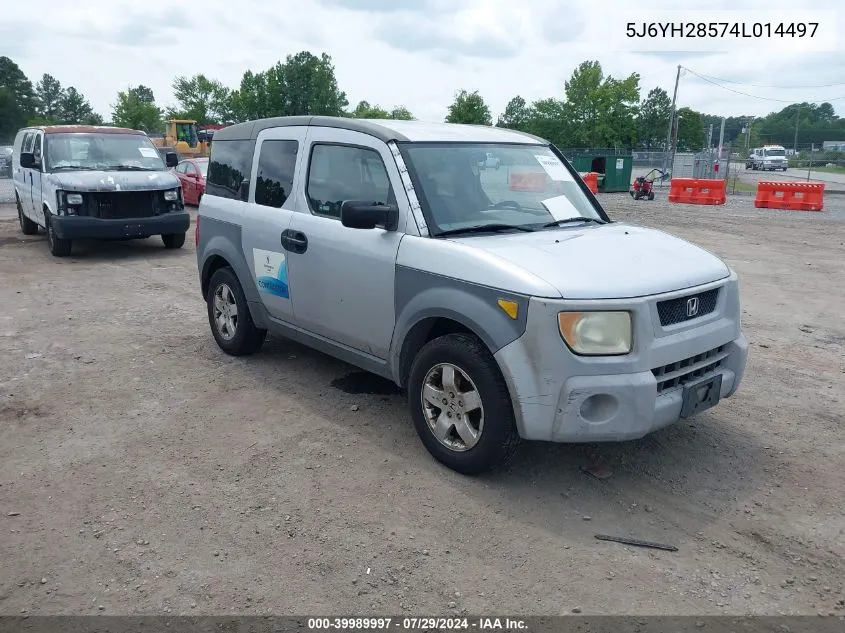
[4,0,845,123]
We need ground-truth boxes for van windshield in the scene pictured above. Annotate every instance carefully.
[765,149,786,157]
[45,133,166,172]
[399,143,603,235]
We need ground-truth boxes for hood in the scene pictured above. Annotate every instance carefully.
[448,223,730,299]
[52,170,180,192]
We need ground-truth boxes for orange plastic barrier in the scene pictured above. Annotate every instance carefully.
[580,172,598,193]
[509,171,547,192]
[668,178,726,205]
[754,181,824,212]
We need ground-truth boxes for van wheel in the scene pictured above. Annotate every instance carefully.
[46,215,72,257]
[162,232,186,249]
[206,267,266,356]
[17,197,38,235]
[407,333,520,475]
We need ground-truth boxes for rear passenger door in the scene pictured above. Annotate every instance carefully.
[240,126,307,324]
[284,127,405,360]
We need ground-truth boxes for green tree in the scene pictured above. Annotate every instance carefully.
[0,56,37,141]
[59,87,102,125]
[562,60,640,148]
[230,51,348,120]
[111,85,162,132]
[351,100,390,118]
[389,106,414,120]
[350,101,414,120]
[169,74,232,124]
[445,89,492,125]
[496,96,530,130]
[675,107,704,151]
[34,73,65,123]
[523,98,569,147]
[637,87,671,149]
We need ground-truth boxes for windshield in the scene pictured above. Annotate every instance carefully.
[399,143,603,234]
[765,149,786,157]
[45,133,166,172]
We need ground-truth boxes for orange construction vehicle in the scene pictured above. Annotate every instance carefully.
[150,120,210,158]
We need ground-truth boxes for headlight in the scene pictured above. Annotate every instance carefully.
[557,311,632,356]
[164,189,179,201]
[66,193,83,205]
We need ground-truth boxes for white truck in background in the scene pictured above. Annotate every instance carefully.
[747,145,788,171]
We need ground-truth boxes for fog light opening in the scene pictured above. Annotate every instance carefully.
[579,393,619,425]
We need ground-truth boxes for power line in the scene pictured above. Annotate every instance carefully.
[681,67,845,102]
[683,69,845,90]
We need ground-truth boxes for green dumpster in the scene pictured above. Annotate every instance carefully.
[568,153,633,193]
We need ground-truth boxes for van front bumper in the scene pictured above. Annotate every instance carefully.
[51,212,191,240]
[493,278,749,443]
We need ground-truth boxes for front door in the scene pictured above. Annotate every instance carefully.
[29,132,44,225]
[240,126,308,324]
[284,128,406,360]
[182,162,197,204]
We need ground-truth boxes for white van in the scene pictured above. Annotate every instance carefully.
[748,145,788,171]
[12,125,190,256]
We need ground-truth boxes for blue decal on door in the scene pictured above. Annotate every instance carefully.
[253,248,289,299]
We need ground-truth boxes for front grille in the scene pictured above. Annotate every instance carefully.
[657,288,719,326]
[89,191,159,219]
[652,345,728,393]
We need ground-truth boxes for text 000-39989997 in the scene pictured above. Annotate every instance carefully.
[626,22,819,38]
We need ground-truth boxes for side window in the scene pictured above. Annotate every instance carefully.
[22,133,34,154]
[32,134,42,162]
[255,140,298,209]
[206,139,255,201]
[306,144,393,219]
[175,162,186,173]
[184,163,196,175]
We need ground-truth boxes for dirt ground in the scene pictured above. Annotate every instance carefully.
[0,192,844,618]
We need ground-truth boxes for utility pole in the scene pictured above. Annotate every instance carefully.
[716,117,725,177]
[707,124,713,149]
[793,107,800,153]
[663,64,681,177]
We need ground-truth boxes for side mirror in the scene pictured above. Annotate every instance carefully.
[340,201,399,231]
[20,152,36,169]
[164,151,179,168]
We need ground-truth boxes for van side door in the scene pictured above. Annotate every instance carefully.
[15,131,34,217]
[29,131,45,225]
[284,127,407,359]
[240,126,307,325]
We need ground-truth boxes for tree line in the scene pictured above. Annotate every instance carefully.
[3,53,844,151]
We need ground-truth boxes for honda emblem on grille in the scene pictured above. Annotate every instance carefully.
[686,296,699,317]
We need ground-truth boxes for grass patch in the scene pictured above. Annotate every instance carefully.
[726,179,758,193]
[806,165,845,175]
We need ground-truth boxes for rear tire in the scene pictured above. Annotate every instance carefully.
[17,196,38,235]
[648,192,655,200]
[162,232,186,249]
[407,333,520,475]
[206,267,266,356]
[46,214,71,257]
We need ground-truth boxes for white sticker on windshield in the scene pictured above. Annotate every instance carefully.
[138,147,159,158]
[534,155,570,181]
[541,195,582,221]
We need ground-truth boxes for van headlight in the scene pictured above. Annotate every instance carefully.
[557,311,632,356]
[164,189,179,201]
[66,193,83,205]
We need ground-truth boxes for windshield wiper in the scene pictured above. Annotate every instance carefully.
[51,165,98,171]
[435,223,537,237]
[542,217,605,228]
[103,165,160,171]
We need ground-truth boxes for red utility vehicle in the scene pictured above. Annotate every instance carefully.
[173,157,208,206]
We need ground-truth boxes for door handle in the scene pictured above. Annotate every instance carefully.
[281,229,308,254]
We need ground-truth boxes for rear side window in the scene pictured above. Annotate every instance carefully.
[255,140,298,209]
[306,144,393,219]
[206,140,254,200]
[22,132,34,153]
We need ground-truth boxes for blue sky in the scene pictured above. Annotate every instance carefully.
[2,0,843,122]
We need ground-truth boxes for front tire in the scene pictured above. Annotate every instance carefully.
[206,267,266,356]
[407,333,520,475]
[162,232,186,249]
[46,214,71,257]
[17,196,38,235]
